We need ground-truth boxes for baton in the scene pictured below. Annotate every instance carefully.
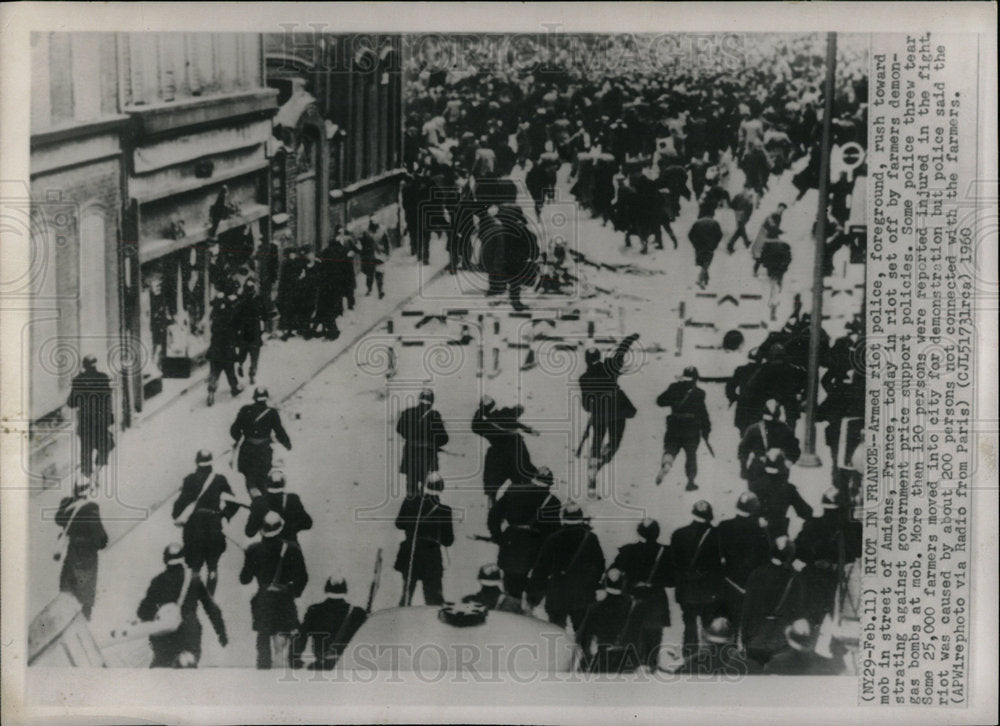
[366,548,383,614]
[575,417,593,458]
[702,434,716,458]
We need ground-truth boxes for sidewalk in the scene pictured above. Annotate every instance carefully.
[27,240,447,618]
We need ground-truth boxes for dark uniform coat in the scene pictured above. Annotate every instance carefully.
[670,520,723,606]
[748,468,814,538]
[578,334,639,421]
[393,494,455,583]
[613,540,673,628]
[487,482,553,578]
[656,380,711,448]
[66,368,114,474]
[55,496,108,618]
[529,524,605,613]
[290,597,367,669]
[240,537,309,634]
[171,469,239,569]
[245,490,313,541]
[717,514,771,593]
[396,405,449,486]
[576,592,643,673]
[795,511,862,624]
[738,418,802,475]
[137,565,227,666]
[688,216,723,269]
[740,560,807,658]
[231,401,292,490]
[471,404,537,499]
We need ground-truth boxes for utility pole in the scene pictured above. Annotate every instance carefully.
[799,31,837,468]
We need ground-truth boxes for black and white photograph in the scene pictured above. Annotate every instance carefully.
[1,3,996,725]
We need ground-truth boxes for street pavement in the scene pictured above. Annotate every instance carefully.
[35,155,862,670]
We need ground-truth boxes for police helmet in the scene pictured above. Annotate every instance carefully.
[261,511,285,538]
[704,616,734,644]
[602,568,626,594]
[637,518,660,541]
[736,491,760,515]
[163,542,185,566]
[424,472,445,492]
[324,574,348,595]
[477,563,503,586]
[692,500,714,522]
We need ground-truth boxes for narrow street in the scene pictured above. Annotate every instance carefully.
[60,152,860,668]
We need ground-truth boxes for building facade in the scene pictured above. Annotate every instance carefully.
[116,33,277,410]
[28,32,129,484]
[264,32,403,249]
[28,32,278,485]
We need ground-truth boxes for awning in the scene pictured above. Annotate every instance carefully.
[138,203,270,264]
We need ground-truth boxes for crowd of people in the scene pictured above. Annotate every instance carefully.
[50,32,867,677]
[197,215,393,407]
[398,32,866,305]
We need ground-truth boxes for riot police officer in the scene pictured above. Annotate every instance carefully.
[230,387,292,498]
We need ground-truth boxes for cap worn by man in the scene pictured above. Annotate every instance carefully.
[195,449,213,466]
[253,387,270,401]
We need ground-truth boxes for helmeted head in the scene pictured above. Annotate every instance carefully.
[477,563,503,587]
[268,470,286,490]
[704,616,735,644]
[163,542,185,566]
[175,651,198,668]
[762,398,783,421]
[772,535,795,564]
[763,449,787,475]
[584,346,601,366]
[785,618,814,651]
[82,354,99,371]
[72,476,92,498]
[602,567,626,595]
[637,518,660,542]
[253,387,270,402]
[821,486,841,510]
[692,500,714,523]
[533,466,555,488]
[424,472,444,493]
[261,511,285,538]
[324,573,348,596]
[418,388,434,407]
[480,395,495,412]
[736,491,760,516]
[561,502,585,524]
[682,365,699,381]
[195,449,213,468]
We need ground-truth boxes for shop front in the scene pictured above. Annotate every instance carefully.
[121,108,275,414]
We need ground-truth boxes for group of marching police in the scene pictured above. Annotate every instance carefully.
[55,314,862,674]
[388,325,862,675]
